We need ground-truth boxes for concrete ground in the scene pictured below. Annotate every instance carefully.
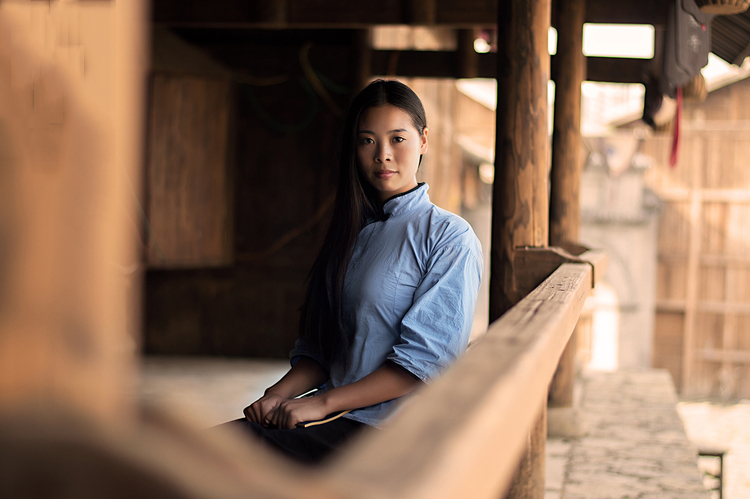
[138,357,290,428]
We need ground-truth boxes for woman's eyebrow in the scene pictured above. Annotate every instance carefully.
[357,128,410,134]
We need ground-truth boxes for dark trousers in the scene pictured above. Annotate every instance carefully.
[223,417,369,465]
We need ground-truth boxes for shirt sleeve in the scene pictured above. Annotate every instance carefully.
[289,335,326,369]
[387,242,483,382]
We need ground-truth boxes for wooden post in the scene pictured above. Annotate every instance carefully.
[492,0,551,497]
[491,0,551,319]
[457,29,478,79]
[548,0,586,416]
[0,0,149,423]
[550,0,585,248]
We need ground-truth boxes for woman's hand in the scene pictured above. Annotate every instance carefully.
[267,396,331,430]
[244,393,285,427]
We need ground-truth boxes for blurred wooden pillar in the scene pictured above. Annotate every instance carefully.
[548,0,586,418]
[491,0,551,496]
[0,0,149,423]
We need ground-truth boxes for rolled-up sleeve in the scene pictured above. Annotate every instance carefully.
[387,242,483,382]
[289,335,326,369]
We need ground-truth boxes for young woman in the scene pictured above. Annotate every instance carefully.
[233,79,483,464]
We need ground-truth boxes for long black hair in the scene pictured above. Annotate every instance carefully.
[299,79,428,367]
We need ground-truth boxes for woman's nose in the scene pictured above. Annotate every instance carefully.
[375,143,392,163]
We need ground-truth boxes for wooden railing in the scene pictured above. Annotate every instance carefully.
[1,257,603,499]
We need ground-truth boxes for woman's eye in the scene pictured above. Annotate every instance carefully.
[359,137,374,145]
[393,137,405,143]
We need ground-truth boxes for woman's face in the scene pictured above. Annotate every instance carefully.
[356,104,428,203]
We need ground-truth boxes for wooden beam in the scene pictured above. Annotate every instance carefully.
[369,49,649,83]
[576,0,667,25]
[153,0,669,27]
[573,56,649,84]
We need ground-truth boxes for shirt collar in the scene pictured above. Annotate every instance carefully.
[382,183,429,218]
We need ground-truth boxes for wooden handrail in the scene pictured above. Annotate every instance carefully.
[321,262,592,499]
[0,262,594,499]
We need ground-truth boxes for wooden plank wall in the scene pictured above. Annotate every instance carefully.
[144,30,352,357]
[146,74,234,268]
[644,76,750,398]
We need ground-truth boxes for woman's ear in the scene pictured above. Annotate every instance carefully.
[420,128,429,154]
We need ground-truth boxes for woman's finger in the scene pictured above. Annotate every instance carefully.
[244,404,257,423]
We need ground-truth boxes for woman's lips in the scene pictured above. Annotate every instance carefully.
[375,170,396,179]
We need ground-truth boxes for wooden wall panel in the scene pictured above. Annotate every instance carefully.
[658,202,691,254]
[737,365,750,399]
[643,136,692,190]
[698,265,725,302]
[690,360,722,397]
[648,77,750,399]
[657,261,688,301]
[144,32,354,358]
[146,75,233,268]
[701,202,728,254]
[733,267,750,304]
[695,312,725,350]
[729,140,750,188]
[653,312,684,388]
[726,203,750,254]
[737,315,750,350]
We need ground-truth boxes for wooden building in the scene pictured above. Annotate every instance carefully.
[646,74,750,399]
[2,0,749,497]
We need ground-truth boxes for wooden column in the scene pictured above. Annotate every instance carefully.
[0,0,149,423]
[550,0,585,248]
[457,29,478,79]
[491,0,551,319]
[548,0,586,414]
[491,0,551,497]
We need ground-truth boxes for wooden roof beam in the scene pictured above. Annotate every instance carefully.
[153,0,669,28]
[369,49,650,83]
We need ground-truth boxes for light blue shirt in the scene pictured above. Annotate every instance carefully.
[291,183,483,426]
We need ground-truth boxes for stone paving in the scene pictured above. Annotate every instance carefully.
[548,369,710,499]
